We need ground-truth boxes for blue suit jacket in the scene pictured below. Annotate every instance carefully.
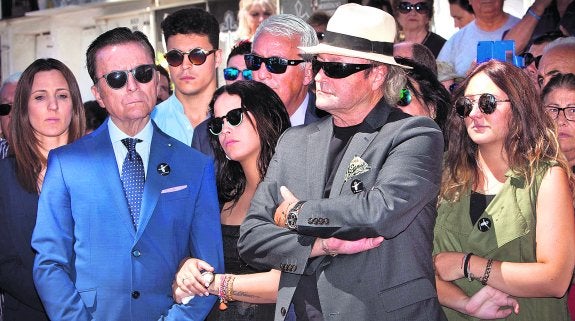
[32,121,224,321]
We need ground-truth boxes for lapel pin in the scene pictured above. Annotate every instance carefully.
[477,217,492,232]
[350,179,364,194]
[157,163,171,176]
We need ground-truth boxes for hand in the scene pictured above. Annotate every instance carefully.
[434,252,466,281]
[324,237,385,255]
[274,186,299,228]
[465,285,519,319]
[173,258,214,301]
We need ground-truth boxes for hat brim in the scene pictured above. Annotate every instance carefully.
[299,43,410,69]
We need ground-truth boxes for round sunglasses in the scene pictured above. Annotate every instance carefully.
[312,58,373,79]
[164,48,217,67]
[397,2,430,14]
[223,67,253,81]
[98,64,155,90]
[455,93,511,118]
[0,103,11,116]
[208,108,245,136]
[244,54,305,74]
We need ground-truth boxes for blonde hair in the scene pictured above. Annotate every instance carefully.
[237,0,277,40]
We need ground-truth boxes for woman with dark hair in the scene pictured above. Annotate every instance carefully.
[433,60,574,320]
[0,58,85,321]
[171,81,383,320]
[448,0,474,29]
[394,0,446,57]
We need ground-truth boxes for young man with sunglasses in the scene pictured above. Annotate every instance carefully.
[437,0,519,78]
[152,8,222,146]
[0,72,21,160]
[238,4,446,321]
[31,27,223,321]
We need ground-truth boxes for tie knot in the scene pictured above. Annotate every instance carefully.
[121,138,142,152]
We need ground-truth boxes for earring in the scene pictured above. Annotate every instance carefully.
[397,88,411,107]
[225,154,231,160]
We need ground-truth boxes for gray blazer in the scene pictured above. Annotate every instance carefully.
[238,102,447,321]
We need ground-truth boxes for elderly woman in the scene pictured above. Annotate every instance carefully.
[0,58,85,321]
[434,60,574,320]
[395,0,446,57]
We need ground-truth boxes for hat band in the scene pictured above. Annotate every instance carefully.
[323,31,393,56]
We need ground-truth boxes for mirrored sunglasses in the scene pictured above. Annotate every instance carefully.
[0,103,11,116]
[244,54,305,74]
[223,67,253,81]
[312,58,373,79]
[98,64,155,90]
[455,93,511,118]
[208,108,245,136]
[520,52,542,69]
[164,48,217,67]
[398,2,430,14]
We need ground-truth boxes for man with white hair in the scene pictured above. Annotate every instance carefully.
[238,4,446,320]
[537,36,575,87]
[0,72,21,159]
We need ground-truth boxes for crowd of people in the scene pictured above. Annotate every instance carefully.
[1,0,575,321]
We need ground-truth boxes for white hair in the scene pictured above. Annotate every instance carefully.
[543,36,575,54]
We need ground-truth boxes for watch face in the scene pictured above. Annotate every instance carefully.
[287,212,297,230]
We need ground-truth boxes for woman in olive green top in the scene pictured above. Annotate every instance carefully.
[433,60,575,320]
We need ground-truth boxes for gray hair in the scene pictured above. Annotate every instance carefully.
[382,64,408,106]
[2,72,22,88]
[253,14,319,61]
[543,36,575,54]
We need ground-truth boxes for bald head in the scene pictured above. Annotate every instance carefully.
[538,38,575,88]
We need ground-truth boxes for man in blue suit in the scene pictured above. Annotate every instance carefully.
[31,27,223,321]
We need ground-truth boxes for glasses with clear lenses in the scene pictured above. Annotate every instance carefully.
[208,108,245,136]
[397,2,430,14]
[0,103,11,116]
[98,64,155,90]
[455,93,511,118]
[244,54,305,74]
[544,105,575,121]
[164,48,217,67]
[223,67,253,81]
[312,58,373,79]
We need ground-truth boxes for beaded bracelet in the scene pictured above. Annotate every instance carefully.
[225,275,235,302]
[218,274,229,311]
[480,259,494,285]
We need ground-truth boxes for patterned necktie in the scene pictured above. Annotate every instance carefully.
[121,138,145,228]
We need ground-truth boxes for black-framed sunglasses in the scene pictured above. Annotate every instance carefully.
[244,54,305,74]
[164,48,217,67]
[316,32,325,41]
[312,58,373,79]
[544,105,575,121]
[223,67,253,81]
[0,103,10,116]
[98,64,155,90]
[398,2,430,14]
[520,52,542,69]
[208,108,245,136]
[455,93,511,118]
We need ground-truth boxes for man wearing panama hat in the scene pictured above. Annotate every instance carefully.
[239,4,446,320]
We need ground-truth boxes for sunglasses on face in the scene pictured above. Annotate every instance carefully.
[98,64,155,90]
[0,104,10,116]
[316,32,325,41]
[312,58,373,79]
[208,108,245,136]
[520,52,542,69]
[244,54,305,74]
[545,105,575,121]
[164,48,217,67]
[455,93,511,118]
[398,2,430,14]
[223,67,253,81]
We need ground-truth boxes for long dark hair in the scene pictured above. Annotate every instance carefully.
[10,58,85,193]
[208,81,290,205]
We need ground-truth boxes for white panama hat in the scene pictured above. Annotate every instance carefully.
[299,3,408,68]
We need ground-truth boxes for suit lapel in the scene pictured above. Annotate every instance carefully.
[306,119,332,198]
[88,123,137,238]
[136,125,172,239]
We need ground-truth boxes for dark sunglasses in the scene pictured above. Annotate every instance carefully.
[223,67,253,81]
[244,54,305,74]
[398,2,430,14]
[164,48,217,67]
[312,58,373,79]
[316,32,325,41]
[455,93,511,118]
[520,52,542,69]
[98,64,155,90]
[208,108,245,136]
[0,104,10,116]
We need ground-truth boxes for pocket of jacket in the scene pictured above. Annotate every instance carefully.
[379,278,437,312]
